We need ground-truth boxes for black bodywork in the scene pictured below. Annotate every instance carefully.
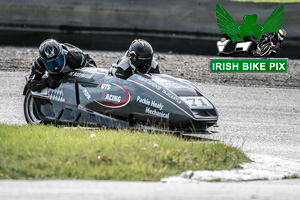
[24,68,218,132]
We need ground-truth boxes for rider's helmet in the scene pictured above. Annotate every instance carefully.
[220,34,231,42]
[128,39,153,73]
[277,29,286,41]
[39,39,65,72]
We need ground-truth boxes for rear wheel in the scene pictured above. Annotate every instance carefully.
[24,90,42,124]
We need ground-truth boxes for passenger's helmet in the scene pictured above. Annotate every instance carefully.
[39,39,65,72]
[128,39,153,73]
[278,29,286,41]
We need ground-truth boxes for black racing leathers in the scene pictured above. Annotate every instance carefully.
[109,51,160,80]
[28,43,97,91]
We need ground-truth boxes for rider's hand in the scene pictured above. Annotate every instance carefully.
[46,77,61,89]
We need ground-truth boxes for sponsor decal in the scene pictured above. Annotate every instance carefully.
[32,87,65,102]
[97,81,103,88]
[151,100,164,111]
[48,88,65,102]
[83,88,91,100]
[136,96,150,106]
[97,81,111,90]
[145,107,169,119]
[147,80,162,91]
[137,76,149,83]
[94,83,130,108]
[137,76,162,91]
[162,89,182,104]
[136,96,164,110]
[101,92,106,99]
[101,92,121,102]
[69,71,92,79]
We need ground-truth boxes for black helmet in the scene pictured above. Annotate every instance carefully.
[39,39,65,72]
[128,39,153,73]
[278,29,286,41]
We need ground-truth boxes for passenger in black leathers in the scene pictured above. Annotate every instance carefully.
[109,39,160,80]
[28,39,97,91]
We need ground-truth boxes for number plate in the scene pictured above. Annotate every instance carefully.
[179,97,213,109]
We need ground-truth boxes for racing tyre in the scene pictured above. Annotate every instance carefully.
[24,90,42,124]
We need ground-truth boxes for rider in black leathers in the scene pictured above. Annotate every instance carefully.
[253,29,286,57]
[28,39,97,92]
[109,39,160,80]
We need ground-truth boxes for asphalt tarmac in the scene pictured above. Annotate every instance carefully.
[1,179,300,200]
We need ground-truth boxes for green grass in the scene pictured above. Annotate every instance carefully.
[283,174,299,179]
[0,124,251,181]
[232,0,300,3]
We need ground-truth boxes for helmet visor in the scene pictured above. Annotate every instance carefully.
[135,57,152,73]
[42,51,64,71]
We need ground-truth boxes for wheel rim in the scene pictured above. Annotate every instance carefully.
[25,92,42,124]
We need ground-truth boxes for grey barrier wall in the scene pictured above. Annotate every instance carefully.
[0,0,299,58]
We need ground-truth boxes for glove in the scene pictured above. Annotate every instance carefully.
[46,77,61,89]
[28,78,48,92]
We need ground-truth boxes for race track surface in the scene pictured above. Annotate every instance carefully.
[1,179,300,200]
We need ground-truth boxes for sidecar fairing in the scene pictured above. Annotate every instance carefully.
[24,67,218,133]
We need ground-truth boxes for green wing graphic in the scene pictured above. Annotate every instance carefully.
[216,4,241,42]
[263,4,284,33]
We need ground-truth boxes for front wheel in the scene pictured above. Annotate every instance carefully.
[24,90,42,124]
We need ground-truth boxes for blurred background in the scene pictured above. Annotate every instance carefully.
[0,0,299,58]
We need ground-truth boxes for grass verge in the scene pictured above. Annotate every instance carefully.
[0,124,250,181]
